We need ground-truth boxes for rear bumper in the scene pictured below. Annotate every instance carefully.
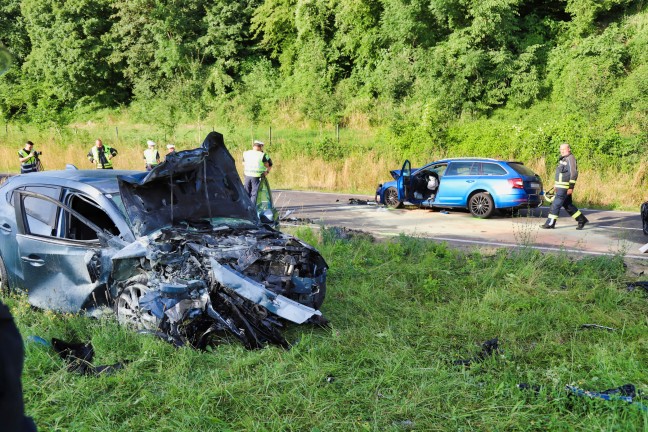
[498,193,543,209]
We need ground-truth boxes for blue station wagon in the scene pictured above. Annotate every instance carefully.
[375,158,543,218]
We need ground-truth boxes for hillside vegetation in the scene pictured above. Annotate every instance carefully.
[1,1,647,207]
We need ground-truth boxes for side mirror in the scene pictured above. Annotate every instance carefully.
[260,209,275,225]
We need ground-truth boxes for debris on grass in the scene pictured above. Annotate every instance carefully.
[453,337,500,366]
[626,281,648,293]
[52,338,125,376]
[579,324,616,331]
[566,384,648,412]
[517,383,542,394]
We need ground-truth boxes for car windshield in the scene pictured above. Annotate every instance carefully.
[508,162,537,176]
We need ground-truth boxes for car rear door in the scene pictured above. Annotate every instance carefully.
[435,161,475,205]
[397,160,411,202]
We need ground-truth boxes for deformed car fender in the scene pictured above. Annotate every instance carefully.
[209,258,321,325]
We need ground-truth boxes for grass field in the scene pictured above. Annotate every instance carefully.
[4,228,648,431]
[0,119,645,210]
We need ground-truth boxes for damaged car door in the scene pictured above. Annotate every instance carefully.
[12,189,120,312]
[397,160,411,203]
[256,176,278,227]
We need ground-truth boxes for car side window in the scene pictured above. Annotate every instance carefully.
[445,162,474,176]
[21,187,61,236]
[431,164,448,176]
[482,163,507,175]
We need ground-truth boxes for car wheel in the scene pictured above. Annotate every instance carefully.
[469,192,495,219]
[0,255,9,295]
[384,187,402,208]
[115,283,159,330]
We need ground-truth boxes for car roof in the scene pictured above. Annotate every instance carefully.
[432,158,511,163]
[3,169,141,194]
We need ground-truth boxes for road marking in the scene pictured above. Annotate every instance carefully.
[598,225,644,231]
[430,237,648,260]
[282,222,648,260]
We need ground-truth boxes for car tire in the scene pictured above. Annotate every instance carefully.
[0,254,9,295]
[384,187,402,208]
[114,283,160,330]
[469,192,495,219]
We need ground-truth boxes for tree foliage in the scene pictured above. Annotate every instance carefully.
[0,0,645,165]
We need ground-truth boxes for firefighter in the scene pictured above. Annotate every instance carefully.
[540,143,589,230]
[143,140,160,171]
[87,139,118,169]
[242,140,272,202]
[17,141,41,173]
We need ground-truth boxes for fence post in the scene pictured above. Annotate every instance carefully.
[115,126,119,143]
[269,126,272,146]
[336,123,339,144]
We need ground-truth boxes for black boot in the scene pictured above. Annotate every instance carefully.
[540,219,556,229]
[576,215,589,230]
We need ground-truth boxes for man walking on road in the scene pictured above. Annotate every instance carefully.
[87,139,118,169]
[540,143,589,230]
[243,140,273,202]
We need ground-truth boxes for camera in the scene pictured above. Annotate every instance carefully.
[34,151,42,156]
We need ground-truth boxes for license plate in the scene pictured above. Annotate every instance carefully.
[530,182,540,188]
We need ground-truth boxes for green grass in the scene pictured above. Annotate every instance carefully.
[4,229,648,431]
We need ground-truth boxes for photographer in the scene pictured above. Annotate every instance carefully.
[17,141,42,174]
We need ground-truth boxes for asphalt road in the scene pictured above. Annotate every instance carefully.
[273,190,648,262]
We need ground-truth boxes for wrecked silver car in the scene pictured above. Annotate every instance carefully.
[0,132,328,349]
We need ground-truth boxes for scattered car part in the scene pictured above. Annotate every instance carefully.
[453,337,500,366]
[566,384,648,412]
[51,338,125,376]
[579,324,616,331]
[626,281,648,293]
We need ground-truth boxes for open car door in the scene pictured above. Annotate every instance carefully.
[256,176,279,227]
[397,160,411,203]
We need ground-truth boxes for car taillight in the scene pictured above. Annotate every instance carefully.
[508,178,524,189]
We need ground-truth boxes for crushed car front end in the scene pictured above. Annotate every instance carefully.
[111,132,328,349]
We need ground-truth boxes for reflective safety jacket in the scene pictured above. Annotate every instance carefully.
[89,146,116,169]
[144,148,160,166]
[554,153,578,190]
[18,148,37,173]
[243,150,268,177]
